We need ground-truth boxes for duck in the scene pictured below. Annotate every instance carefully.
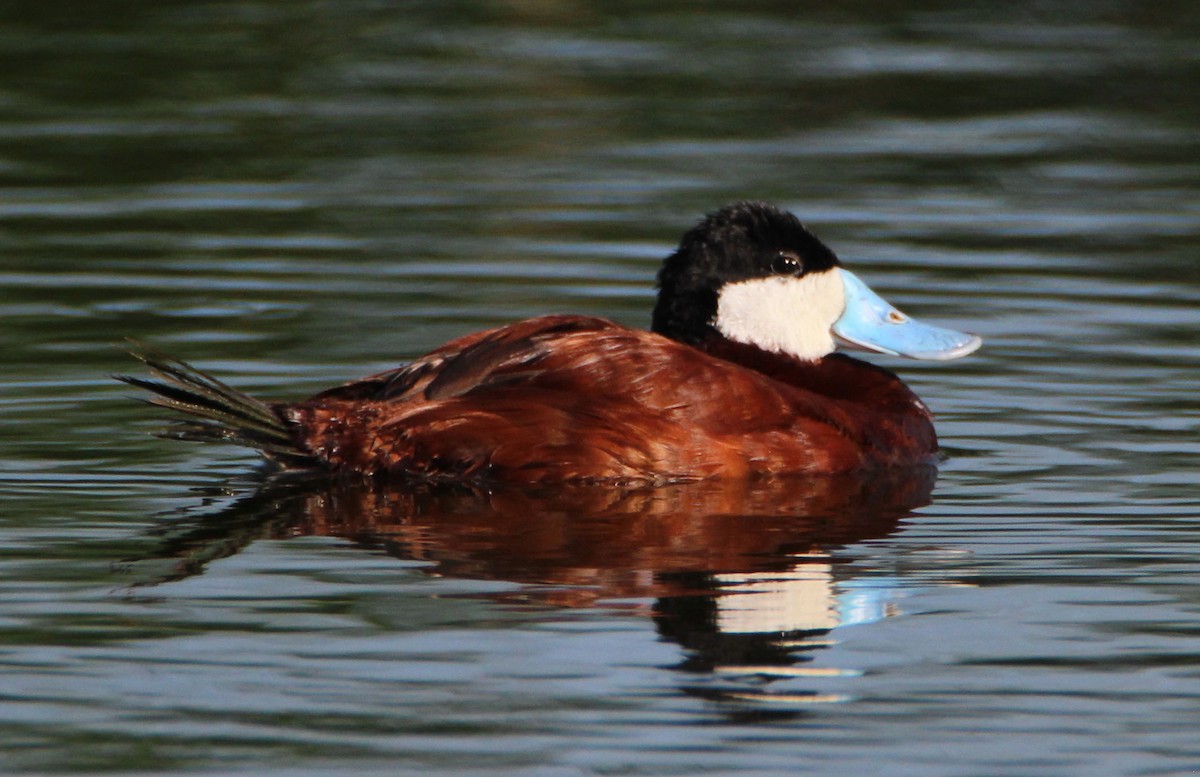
[120,201,980,485]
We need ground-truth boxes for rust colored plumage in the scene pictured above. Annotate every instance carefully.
[275,315,935,483]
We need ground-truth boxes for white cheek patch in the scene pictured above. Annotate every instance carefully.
[713,269,846,361]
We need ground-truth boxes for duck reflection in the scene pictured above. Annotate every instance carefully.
[123,467,939,706]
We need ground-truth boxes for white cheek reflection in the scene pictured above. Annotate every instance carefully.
[712,554,902,636]
[692,549,975,705]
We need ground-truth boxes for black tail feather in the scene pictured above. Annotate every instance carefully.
[116,341,317,469]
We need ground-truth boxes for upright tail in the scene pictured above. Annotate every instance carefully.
[116,342,317,470]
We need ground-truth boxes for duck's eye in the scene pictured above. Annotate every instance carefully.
[772,252,802,275]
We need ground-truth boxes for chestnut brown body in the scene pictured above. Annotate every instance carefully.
[282,315,937,483]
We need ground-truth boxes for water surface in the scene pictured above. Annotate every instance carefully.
[2,2,1200,774]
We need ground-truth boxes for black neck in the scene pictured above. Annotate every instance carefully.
[650,282,717,346]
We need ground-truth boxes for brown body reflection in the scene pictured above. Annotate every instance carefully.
[129,469,932,596]
[125,468,936,708]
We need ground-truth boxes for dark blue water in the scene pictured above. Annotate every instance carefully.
[3,2,1200,774]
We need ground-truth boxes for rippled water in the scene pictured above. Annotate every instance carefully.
[3,2,1200,774]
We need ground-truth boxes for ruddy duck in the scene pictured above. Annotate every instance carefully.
[121,202,980,484]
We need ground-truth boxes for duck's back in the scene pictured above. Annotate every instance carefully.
[283,315,934,483]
